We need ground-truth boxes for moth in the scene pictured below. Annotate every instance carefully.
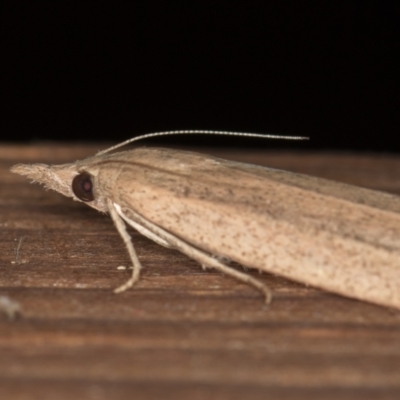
[11,130,400,309]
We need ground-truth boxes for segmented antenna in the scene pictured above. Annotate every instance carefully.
[97,130,309,155]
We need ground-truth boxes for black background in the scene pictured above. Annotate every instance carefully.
[1,2,399,151]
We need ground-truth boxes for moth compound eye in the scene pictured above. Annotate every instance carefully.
[72,172,94,202]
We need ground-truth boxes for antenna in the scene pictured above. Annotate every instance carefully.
[97,130,309,155]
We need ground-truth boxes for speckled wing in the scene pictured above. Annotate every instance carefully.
[96,147,400,309]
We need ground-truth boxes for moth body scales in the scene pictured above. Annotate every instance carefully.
[10,131,400,309]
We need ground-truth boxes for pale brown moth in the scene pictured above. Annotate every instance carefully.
[11,130,400,309]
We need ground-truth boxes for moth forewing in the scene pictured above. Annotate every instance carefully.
[93,148,400,309]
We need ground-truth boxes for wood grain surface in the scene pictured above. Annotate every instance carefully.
[1,143,400,400]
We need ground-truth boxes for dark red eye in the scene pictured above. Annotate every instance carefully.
[72,172,94,202]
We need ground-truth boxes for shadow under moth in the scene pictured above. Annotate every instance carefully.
[11,131,400,310]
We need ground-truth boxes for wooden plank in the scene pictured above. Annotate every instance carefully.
[1,144,400,400]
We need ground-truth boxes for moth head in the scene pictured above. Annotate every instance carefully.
[11,162,108,212]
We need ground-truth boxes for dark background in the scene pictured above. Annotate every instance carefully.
[1,2,399,151]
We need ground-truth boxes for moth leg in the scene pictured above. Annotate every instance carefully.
[114,204,173,248]
[115,204,272,303]
[107,199,143,293]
